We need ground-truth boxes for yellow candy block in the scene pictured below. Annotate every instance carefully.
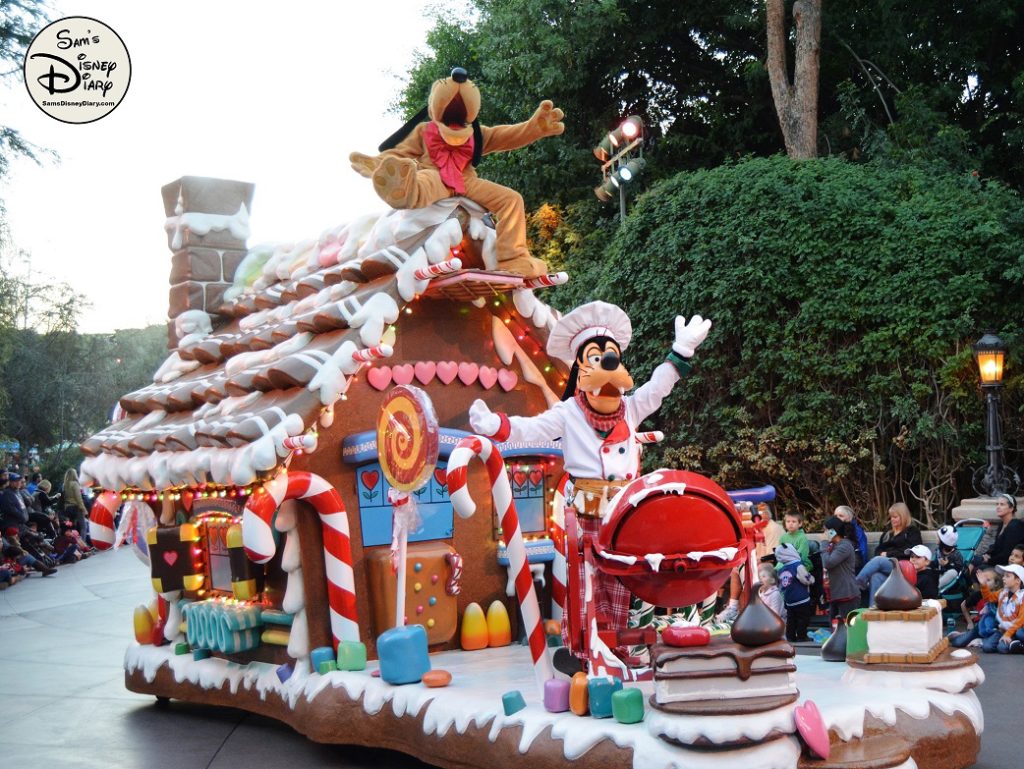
[261,627,291,646]
[486,600,512,647]
[134,604,155,645]
[147,599,160,623]
[460,602,489,651]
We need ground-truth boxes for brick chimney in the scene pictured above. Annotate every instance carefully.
[161,176,255,341]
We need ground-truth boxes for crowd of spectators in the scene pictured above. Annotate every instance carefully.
[0,467,97,589]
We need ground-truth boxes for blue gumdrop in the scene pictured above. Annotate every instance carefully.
[377,624,431,685]
[276,663,293,683]
[587,676,623,719]
[502,689,527,715]
[310,645,335,672]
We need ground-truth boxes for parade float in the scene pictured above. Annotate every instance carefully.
[81,70,985,769]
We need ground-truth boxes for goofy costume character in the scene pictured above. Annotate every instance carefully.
[468,301,711,671]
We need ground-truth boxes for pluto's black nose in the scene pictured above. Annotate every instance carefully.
[451,67,468,83]
[600,350,620,371]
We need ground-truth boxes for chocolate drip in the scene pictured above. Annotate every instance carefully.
[653,638,795,682]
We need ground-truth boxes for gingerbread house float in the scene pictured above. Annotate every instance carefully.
[83,177,986,769]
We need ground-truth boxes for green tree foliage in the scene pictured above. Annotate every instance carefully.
[0,1,47,182]
[557,156,1024,528]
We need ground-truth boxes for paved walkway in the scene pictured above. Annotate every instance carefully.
[0,548,1013,768]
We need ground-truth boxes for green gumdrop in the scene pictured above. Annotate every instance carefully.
[336,640,368,671]
[611,687,645,724]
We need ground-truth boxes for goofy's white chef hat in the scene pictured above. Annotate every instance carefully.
[547,301,632,364]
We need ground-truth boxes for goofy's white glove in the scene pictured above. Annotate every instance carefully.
[673,315,712,358]
[469,398,502,437]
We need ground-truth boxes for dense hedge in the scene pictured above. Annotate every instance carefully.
[551,156,1024,527]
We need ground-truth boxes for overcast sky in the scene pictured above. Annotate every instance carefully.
[1,0,467,333]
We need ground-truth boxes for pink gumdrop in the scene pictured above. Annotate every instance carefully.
[431,574,439,584]
[416,605,424,614]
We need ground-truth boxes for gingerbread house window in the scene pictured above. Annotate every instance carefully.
[356,462,455,547]
[507,460,547,534]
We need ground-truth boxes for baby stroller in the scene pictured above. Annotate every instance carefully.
[938,519,988,620]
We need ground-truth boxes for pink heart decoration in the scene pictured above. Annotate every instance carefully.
[528,469,543,486]
[366,366,392,391]
[457,362,480,386]
[479,366,498,390]
[437,361,459,385]
[361,470,380,490]
[414,361,437,385]
[392,364,415,386]
[163,551,178,567]
[793,700,830,760]
[497,369,518,392]
[512,471,527,487]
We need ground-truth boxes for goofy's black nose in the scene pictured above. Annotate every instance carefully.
[451,67,468,83]
[600,350,620,371]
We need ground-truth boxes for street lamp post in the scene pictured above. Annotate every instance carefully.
[593,116,646,222]
[972,330,1020,496]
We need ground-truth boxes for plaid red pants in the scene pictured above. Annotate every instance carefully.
[561,514,632,660]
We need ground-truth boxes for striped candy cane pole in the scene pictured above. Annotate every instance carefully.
[351,344,393,363]
[281,434,318,453]
[413,257,462,280]
[89,490,120,550]
[447,436,553,689]
[549,474,570,623]
[242,471,358,649]
[522,272,569,289]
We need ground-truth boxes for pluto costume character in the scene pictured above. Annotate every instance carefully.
[349,68,564,278]
[469,302,712,668]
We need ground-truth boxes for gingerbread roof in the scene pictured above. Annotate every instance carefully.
[80,196,565,492]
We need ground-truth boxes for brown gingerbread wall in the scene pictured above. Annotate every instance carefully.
[291,295,566,658]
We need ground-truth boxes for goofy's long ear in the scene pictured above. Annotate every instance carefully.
[471,119,483,166]
[560,362,579,401]
[378,106,430,153]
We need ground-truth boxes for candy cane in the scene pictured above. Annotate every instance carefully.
[635,431,664,444]
[522,272,568,289]
[549,474,569,623]
[351,344,393,363]
[447,436,553,689]
[242,471,358,649]
[414,257,462,280]
[282,434,318,453]
[89,490,120,550]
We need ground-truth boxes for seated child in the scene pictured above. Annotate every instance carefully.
[758,562,784,619]
[961,544,1024,630]
[907,545,940,599]
[2,528,57,576]
[777,511,812,571]
[936,525,966,591]
[776,543,815,642]
[950,568,999,648]
[982,563,1024,654]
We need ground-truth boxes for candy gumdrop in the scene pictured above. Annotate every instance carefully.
[460,602,489,650]
[134,604,155,645]
[486,600,512,647]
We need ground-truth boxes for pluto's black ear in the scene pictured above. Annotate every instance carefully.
[471,119,483,166]
[561,362,579,401]
[378,105,430,152]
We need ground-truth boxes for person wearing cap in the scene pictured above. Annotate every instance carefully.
[0,471,29,532]
[856,543,939,605]
[468,301,711,668]
[974,493,1024,570]
[980,563,1024,653]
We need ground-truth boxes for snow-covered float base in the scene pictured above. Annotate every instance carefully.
[124,644,982,769]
